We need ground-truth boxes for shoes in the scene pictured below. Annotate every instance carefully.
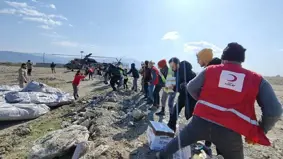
[155,111,165,116]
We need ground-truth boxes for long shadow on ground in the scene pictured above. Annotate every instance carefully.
[0,120,30,131]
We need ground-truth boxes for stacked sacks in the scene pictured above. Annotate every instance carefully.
[0,81,74,121]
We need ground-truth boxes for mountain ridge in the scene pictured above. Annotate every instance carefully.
[0,51,141,68]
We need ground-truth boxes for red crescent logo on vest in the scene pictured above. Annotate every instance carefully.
[227,74,237,82]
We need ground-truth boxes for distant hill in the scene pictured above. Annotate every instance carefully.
[0,51,69,64]
[0,51,141,67]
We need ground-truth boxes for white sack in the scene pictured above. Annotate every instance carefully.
[21,81,62,94]
[0,103,50,121]
[5,91,31,103]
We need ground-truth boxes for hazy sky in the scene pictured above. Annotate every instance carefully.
[0,0,283,75]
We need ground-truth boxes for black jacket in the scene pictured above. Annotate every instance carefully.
[173,61,197,120]
[144,67,152,82]
[207,57,222,66]
[174,61,196,93]
[127,63,139,78]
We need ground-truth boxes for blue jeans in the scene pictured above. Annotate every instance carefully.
[147,84,154,102]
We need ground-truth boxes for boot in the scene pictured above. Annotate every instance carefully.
[156,107,165,116]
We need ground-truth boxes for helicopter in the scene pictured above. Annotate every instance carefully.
[51,53,127,71]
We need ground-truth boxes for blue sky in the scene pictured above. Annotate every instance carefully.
[0,0,283,76]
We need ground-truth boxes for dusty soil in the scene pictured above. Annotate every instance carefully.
[0,65,282,159]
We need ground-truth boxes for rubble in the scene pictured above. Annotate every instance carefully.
[131,109,145,121]
[13,125,32,136]
[28,125,89,159]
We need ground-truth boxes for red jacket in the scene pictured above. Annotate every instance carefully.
[150,66,159,85]
[193,63,270,146]
[89,68,94,73]
[72,74,85,86]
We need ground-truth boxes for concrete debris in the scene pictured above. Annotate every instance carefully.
[80,119,91,129]
[13,125,32,136]
[131,109,145,121]
[61,121,71,128]
[28,125,89,159]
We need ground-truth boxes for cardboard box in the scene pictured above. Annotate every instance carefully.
[146,121,175,151]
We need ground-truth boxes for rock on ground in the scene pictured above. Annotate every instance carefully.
[28,125,89,159]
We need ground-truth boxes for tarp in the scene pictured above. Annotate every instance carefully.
[0,103,50,121]
[0,81,74,121]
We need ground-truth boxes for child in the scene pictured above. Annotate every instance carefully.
[123,69,128,89]
[88,67,94,80]
[72,70,85,100]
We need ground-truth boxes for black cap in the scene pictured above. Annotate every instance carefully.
[169,57,180,64]
[221,42,246,63]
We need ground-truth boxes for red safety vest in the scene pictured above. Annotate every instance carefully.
[193,63,271,146]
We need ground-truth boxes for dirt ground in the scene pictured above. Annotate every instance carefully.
[0,65,282,159]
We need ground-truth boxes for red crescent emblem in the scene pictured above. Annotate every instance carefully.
[227,74,237,82]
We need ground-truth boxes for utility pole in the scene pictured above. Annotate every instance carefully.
[43,53,45,63]
[80,51,84,59]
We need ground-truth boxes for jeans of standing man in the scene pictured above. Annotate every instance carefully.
[144,82,149,97]
[147,84,155,102]
[133,78,138,91]
[159,116,244,159]
[161,91,176,115]
[153,85,162,105]
[72,83,79,99]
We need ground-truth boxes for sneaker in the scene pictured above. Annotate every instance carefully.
[155,111,165,116]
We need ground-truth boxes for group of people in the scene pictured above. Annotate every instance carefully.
[103,62,140,91]
[148,42,283,159]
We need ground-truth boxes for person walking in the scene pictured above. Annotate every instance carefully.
[50,62,56,74]
[72,70,85,100]
[156,59,176,116]
[26,60,33,76]
[88,66,94,80]
[18,63,28,88]
[156,43,283,159]
[127,63,139,92]
[109,64,122,91]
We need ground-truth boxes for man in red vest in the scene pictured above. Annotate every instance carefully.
[156,43,282,159]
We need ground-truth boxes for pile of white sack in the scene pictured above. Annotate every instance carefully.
[0,81,74,121]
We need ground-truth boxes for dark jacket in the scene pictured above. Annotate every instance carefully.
[174,61,196,93]
[127,63,139,78]
[50,63,56,68]
[207,57,222,66]
[144,67,152,82]
[108,64,122,77]
[173,61,197,120]
[158,66,169,87]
